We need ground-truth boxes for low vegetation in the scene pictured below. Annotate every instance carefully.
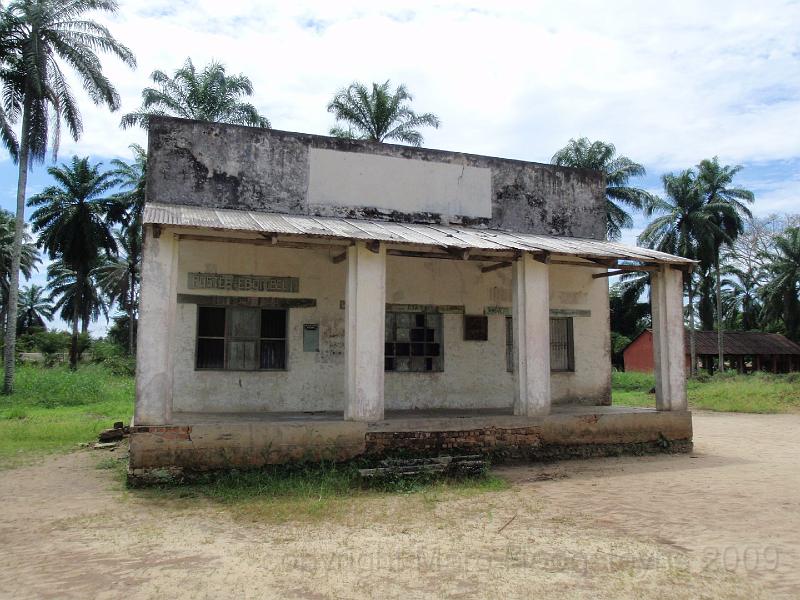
[612,370,800,413]
[136,462,508,523]
[0,364,133,467]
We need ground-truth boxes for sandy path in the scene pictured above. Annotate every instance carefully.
[0,412,797,599]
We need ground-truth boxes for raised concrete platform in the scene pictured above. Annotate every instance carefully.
[129,406,693,475]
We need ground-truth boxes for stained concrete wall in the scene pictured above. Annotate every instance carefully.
[170,233,611,413]
[147,117,606,238]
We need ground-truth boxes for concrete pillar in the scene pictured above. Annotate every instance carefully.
[344,242,386,422]
[651,265,687,411]
[512,253,551,416]
[134,226,178,425]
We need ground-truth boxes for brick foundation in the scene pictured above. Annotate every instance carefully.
[128,410,693,482]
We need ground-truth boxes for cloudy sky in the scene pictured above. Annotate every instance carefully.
[1,0,799,332]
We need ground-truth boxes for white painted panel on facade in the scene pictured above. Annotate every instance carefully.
[307,148,492,218]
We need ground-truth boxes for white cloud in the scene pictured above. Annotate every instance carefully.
[4,0,799,335]
[13,0,794,173]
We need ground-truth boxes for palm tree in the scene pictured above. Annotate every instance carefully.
[94,228,141,354]
[696,157,755,371]
[0,16,19,160]
[46,258,108,337]
[105,144,146,354]
[121,58,270,129]
[28,156,119,368]
[638,169,717,375]
[17,284,52,332]
[327,80,440,146]
[552,138,656,240]
[109,143,146,229]
[721,261,762,331]
[0,209,39,330]
[760,228,800,341]
[0,0,134,392]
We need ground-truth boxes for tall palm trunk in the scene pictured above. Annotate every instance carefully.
[3,104,30,394]
[688,275,697,377]
[715,253,724,373]
[128,268,135,355]
[70,299,79,370]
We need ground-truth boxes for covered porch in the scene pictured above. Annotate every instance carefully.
[131,204,694,471]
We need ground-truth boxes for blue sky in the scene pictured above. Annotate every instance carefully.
[1,0,799,333]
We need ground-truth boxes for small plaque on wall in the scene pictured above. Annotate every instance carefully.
[303,324,319,352]
[464,315,488,341]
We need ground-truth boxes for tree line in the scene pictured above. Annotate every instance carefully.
[0,1,797,393]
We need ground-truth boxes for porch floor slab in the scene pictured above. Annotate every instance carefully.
[169,404,660,426]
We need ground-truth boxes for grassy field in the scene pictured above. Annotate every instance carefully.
[613,370,800,413]
[0,364,134,467]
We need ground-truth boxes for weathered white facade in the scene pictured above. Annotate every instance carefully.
[130,117,694,474]
[157,236,612,414]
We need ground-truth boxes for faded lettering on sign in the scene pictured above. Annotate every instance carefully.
[188,272,299,293]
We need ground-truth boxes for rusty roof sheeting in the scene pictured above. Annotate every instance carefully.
[143,202,695,264]
[690,331,800,356]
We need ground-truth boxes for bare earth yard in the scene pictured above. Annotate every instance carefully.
[1,411,798,599]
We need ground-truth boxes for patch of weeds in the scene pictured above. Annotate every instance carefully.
[96,457,120,470]
[133,461,508,523]
[1,406,28,420]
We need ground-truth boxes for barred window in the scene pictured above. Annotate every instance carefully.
[385,311,443,372]
[549,317,574,372]
[196,306,287,370]
[505,316,575,372]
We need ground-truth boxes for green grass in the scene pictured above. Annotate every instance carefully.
[612,370,800,413]
[136,462,509,523]
[0,364,134,468]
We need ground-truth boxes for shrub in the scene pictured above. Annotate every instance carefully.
[693,372,711,383]
[750,370,775,382]
[782,372,800,384]
[102,355,136,377]
[712,370,738,381]
[90,340,125,363]
[89,340,134,376]
[611,371,654,392]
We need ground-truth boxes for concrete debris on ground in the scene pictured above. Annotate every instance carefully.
[358,454,487,478]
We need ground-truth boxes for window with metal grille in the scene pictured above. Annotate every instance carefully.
[504,316,575,372]
[196,306,287,370]
[549,317,574,371]
[384,311,443,372]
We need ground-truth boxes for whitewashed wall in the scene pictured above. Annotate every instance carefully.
[170,238,610,413]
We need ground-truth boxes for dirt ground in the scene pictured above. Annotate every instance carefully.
[0,411,798,600]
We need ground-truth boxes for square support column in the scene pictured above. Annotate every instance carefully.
[344,242,386,422]
[651,264,687,411]
[134,226,179,425]
[512,253,551,416]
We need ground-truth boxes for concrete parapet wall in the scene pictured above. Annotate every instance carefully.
[146,117,606,238]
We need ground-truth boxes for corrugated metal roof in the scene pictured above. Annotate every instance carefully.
[690,331,800,355]
[143,202,695,264]
[626,330,800,355]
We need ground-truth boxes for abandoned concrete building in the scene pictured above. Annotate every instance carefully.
[130,116,695,473]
